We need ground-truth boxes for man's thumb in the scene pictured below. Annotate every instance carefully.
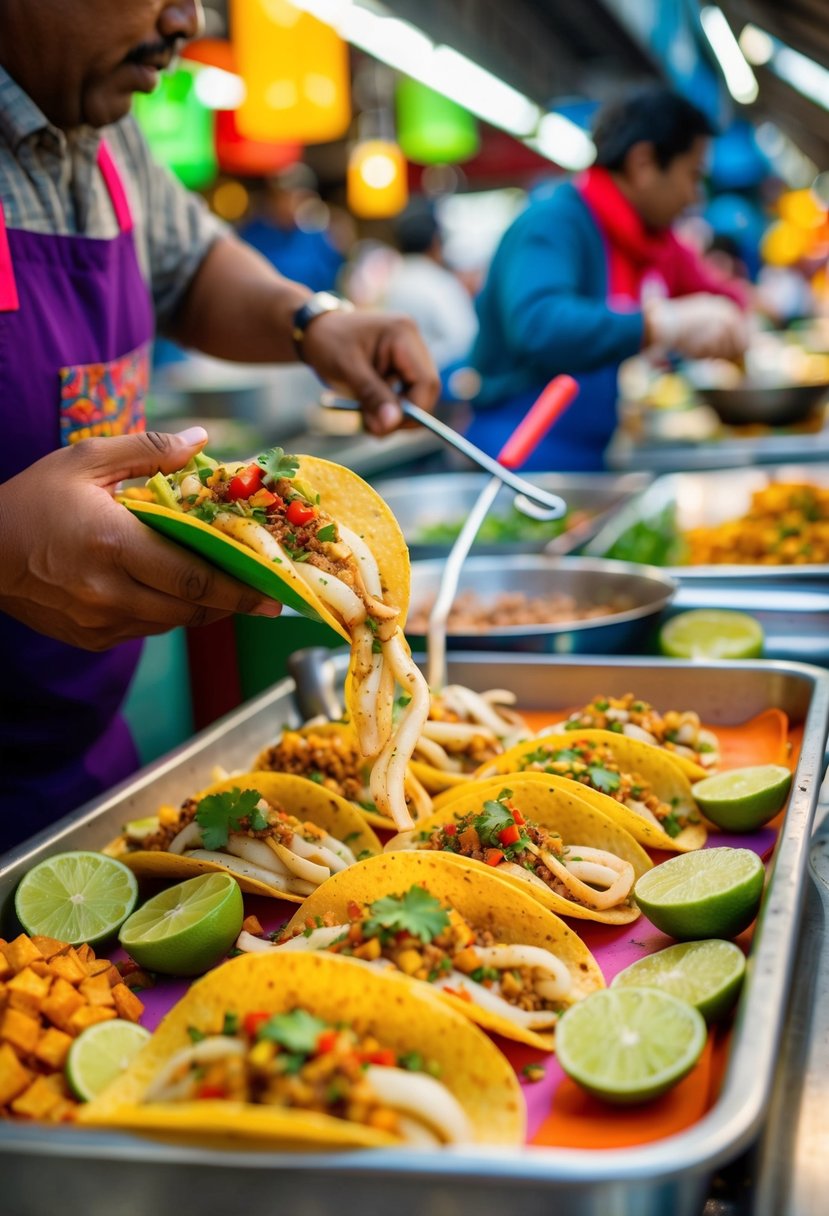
[78,427,209,485]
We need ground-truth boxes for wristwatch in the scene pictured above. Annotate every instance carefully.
[291,291,354,358]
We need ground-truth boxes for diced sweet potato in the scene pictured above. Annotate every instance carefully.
[2,936,44,975]
[11,1075,64,1120]
[29,936,69,962]
[66,1005,116,1035]
[78,974,115,1008]
[111,983,145,1023]
[28,961,54,980]
[0,953,12,983]
[242,914,263,936]
[47,1097,79,1123]
[33,1027,73,1070]
[102,964,124,988]
[0,1042,31,1105]
[7,967,51,1015]
[49,949,88,985]
[85,958,113,978]
[75,944,95,966]
[0,1006,42,1055]
[41,978,85,1031]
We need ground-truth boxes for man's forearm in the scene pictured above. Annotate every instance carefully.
[168,236,312,362]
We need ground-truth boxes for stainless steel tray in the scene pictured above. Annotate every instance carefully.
[584,464,829,582]
[2,654,828,1216]
[372,471,651,558]
[606,425,829,474]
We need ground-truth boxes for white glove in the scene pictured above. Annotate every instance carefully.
[645,294,749,362]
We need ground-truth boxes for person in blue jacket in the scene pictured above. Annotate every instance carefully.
[466,88,749,470]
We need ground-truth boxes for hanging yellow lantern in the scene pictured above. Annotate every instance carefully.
[761,220,810,267]
[778,189,826,230]
[231,0,351,144]
[347,140,409,219]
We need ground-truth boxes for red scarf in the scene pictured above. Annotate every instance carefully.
[576,166,673,304]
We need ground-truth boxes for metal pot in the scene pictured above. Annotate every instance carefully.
[695,382,829,428]
[406,555,677,655]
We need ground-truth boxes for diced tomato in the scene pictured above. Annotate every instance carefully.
[249,487,279,509]
[360,1048,397,1067]
[347,901,363,920]
[443,823,457,836]
[286,499,316,526]
[243,1011,271,1038]
[227,463,264,501]
[484,848,504,866]
[498,823,520,846]
[511,809,525,825]
[316,1029,339,1054]
[196,1085,227,1099]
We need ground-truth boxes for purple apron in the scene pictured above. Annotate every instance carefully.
[0,142,154,852]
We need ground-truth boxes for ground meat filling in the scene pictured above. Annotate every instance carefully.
[256,731,369,805]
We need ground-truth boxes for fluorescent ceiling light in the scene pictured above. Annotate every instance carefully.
[774,45,829,110]
[738,23,774,66]
[193,66,246,110]
[700,6,759,104]
[289,0,594,168]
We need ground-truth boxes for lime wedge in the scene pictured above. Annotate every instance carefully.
[556,987,707,1104]
[692,765,792,831]
[14,852,138,946]
[118,872,243,976]
[659,610,764,660]
[634,847,764,941]
[611,940,746,1023]
[66,1019,151,1102]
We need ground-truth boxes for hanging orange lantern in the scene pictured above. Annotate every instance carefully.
[230,0,351,144]
[347,140,408,219]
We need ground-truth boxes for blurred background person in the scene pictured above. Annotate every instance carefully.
[466,87,750,471]
[238,163,346,293]
[380,196,479,376]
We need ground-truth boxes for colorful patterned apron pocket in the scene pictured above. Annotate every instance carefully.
[59,339,150,446]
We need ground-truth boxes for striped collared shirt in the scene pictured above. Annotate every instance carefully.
[0,67,227,330]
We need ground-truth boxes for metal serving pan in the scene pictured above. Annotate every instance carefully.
[606,425,829,474]
[405,555,677,654]
[584,464,829,582]
[372,471,651,558]
[2,654,827,1216]
[695,382,829,429]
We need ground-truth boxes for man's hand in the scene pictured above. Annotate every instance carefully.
[300,309,442,435]
[644,294,749,362]
[0,429,281,651]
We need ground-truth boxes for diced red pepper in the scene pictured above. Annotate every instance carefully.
[227,463,264,501]
[498,823,521,846]
[360,1048,397,1067]
[484,848,504,866]
[316,1029,339,1054]
[243,1011,271,1038]
[196,1084,227,1099]
[286,499,316,526]
[443,823,457,836]
[511,808,525,825]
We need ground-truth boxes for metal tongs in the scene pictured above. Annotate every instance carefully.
[320,394,569,519]
[426,376,580,690]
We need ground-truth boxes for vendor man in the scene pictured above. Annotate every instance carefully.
[0,0,439,851]
[467,87,749,471]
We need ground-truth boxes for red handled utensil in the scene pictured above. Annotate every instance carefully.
[425,375,580,688]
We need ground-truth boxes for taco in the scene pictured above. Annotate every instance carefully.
[409,685,531,794]
[106,773,381,901]
[461,729,705,852]
[254,720,433,830]
[121,447,430,829]
[539,694,719,778]
[79,952,525,1148]
[386,778,651,925]
[236,851,604,1051]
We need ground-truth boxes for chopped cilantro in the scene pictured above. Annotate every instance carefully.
[197,467,213,485]
[594,699,609,711]
[661,811,684,838]
[316,523,337,543]
[371,639,382,655]
[698,741,715,753]
[398,1051,424,1072]
[366,617,379,634]
[187,1026,206,1043]
[470,966,500,983]
[586,764,622,794]
[521,1063,546,1083]
[395,694,412,710]
[222,1012,239,1036]
[364,886,449,943]
[191,499,220,524]
[309,771,324,784]
[257,1009,329,1053]
[257,447,299,485]
[195,787,266,850]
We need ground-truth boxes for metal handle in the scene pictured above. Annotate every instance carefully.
[287,648,343,722]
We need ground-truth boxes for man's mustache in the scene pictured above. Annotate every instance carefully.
[124,36,184,67]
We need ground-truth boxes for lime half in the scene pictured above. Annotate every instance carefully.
[556,987,707,1104]
[634,847,764,941]
[14,851,138,946]
[659,610,764,660]
[118,872,243,976]
[66,1019,151,1102]
[692,765,792,831]
[611,940,746,1023]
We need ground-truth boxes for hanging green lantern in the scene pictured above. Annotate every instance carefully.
[133,67,217,190]
[395,77,479,165]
